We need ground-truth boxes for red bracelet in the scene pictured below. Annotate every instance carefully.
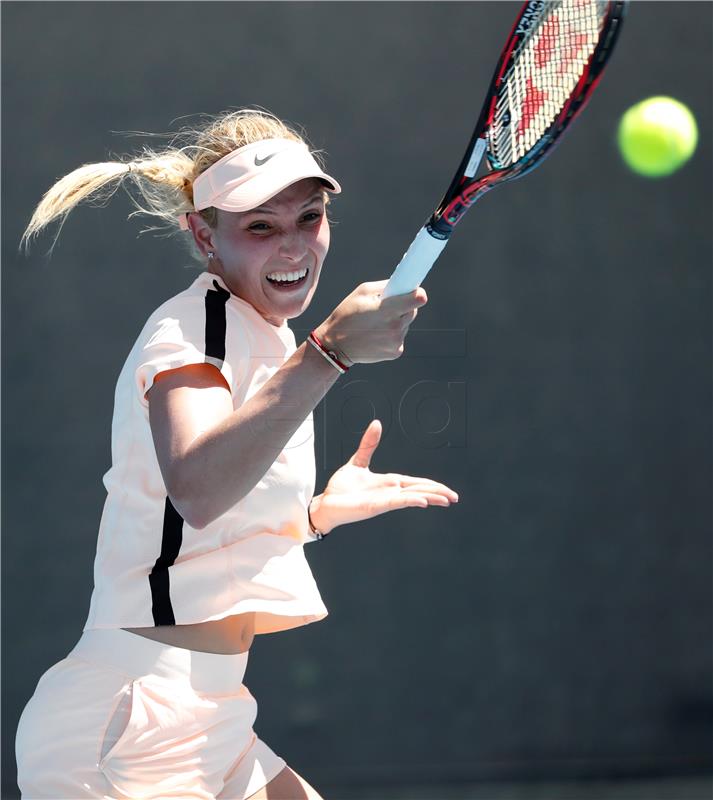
[307,330,351,374]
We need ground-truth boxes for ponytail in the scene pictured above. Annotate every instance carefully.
[21,108,310,256]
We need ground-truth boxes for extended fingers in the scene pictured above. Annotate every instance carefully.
[396,491,454,509]
[393,476,459,502]
[363,480,459,518]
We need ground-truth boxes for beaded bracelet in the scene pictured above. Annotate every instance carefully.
[307,330,351,375]
[308,502,327,541]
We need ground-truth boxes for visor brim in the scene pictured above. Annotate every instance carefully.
[211,171,341,213]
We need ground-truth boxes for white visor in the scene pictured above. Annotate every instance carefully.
[180,138,341,229]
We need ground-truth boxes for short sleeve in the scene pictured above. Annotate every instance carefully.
[135,289,238,406]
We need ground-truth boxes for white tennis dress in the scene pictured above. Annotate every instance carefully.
[84,268,328,634]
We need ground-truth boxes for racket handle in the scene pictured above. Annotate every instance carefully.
[382,226,449,299]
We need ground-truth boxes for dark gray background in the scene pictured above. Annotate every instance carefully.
[2,2,711,798]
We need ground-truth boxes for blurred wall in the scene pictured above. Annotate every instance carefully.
[2,2,711,797]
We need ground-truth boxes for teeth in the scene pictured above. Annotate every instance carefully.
[266,268,308,282]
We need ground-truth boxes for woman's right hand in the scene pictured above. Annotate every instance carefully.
[314,280,428,365]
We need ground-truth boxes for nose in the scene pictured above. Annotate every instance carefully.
[278,230,308,262]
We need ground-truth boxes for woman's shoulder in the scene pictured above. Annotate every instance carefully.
[134,272,260,362]
[145,271,222,316]
[142,272,248,329]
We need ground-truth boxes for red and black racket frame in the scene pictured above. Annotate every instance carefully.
[428,0,629,240]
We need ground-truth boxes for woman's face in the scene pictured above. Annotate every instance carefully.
[197,178,330,327]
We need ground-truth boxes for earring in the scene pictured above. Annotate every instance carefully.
[207,252,215,260]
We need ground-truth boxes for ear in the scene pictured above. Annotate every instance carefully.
[188,212,217,258]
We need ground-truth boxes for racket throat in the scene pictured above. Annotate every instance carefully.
[428,217,455,239]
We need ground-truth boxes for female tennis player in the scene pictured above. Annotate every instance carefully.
[15,108,459,799]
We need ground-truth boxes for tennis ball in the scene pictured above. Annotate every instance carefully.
[617,96,698,177]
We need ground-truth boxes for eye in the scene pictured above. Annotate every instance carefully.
[247,221,271,233]
[301,209,324,224]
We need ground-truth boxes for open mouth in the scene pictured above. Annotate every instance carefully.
[265,268,309,289]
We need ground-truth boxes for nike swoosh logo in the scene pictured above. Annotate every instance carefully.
[254,152,277,166]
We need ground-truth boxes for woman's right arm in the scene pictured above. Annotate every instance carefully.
[148,281,427,529]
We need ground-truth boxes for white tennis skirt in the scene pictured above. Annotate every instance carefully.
[15,627,286,799]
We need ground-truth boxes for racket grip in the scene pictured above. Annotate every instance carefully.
[382,226,449,299]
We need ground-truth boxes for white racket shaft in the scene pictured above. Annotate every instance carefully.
[381,227,449,299]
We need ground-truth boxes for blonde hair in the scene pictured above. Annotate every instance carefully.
[20,108,326,257]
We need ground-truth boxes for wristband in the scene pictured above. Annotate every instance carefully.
[307,330,351,374]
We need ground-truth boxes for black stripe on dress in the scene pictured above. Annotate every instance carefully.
[205,279,230,363]
[148,278,231,625]
[149,496,184,625]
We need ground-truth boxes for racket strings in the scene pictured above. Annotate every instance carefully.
[490,0,608,168]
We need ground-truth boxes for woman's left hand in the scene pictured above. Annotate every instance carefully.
[309,419,459,536]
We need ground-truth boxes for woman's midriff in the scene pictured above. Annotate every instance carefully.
[122,611,256,654]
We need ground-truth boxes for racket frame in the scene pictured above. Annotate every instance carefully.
[382,0,628,299]
[431,0,629,236]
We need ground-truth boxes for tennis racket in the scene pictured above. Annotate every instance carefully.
[382,0,628,299]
